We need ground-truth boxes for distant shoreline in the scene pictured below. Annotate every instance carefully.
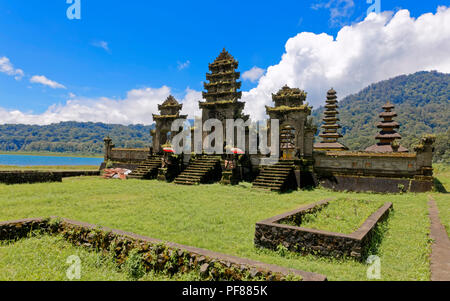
[0,151,103,158]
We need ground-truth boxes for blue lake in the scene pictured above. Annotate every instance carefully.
[0,154,103,166]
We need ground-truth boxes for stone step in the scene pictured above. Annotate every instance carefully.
[176,173,202,178]
[261,166,292,171]
[253,179,285,184]
[252,162,294,192]
[127,156,162,180]
[174,157,221,185]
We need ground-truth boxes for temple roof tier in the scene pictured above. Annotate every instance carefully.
[324,110,338,115]
[365,101,407,153]
[376,121,399,128]
[319,132,343,138]
[379,111,397,118]
[315,88,347,151]
[322,124,341,129]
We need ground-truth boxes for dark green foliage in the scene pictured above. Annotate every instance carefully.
[0,121,153,154]
[312,71,450,163]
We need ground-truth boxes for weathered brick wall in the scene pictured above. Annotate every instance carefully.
[313,151,434,192]
[109,148,149,163]
[255,200,392,260]
[317,174,433,193]
[0,170,100,185]
[0,171,62,184]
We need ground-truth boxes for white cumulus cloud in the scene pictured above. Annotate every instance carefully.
[1,7,450,125]
[30,75,66,89]
[0,56,24,80]
[242,7,450,121]
[242,66,265,83]
[0,86,202,125]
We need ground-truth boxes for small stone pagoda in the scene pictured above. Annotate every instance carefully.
[365,101,408,153]
[266,85,316,159]
[199,49,249,147]
[314,88,348,151]
[151,95,187,153]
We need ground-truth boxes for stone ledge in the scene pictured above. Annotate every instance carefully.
[0,170,100,185]
[0,217,327,281]
[255,199,392,259]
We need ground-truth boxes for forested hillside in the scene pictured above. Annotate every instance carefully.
[0,71,448,162]
[0,122,153,154]
[312,71,450,163]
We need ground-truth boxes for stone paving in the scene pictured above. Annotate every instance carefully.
[428,196,450,281]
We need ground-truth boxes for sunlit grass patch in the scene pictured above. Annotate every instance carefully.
[0,235,201,281]
[294,198,386,234]
[0,172,442,280]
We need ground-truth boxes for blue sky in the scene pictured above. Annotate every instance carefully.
[0,0,448,124]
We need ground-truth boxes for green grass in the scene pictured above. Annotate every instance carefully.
[0,165,99,171]
[0,176,438,281]
[0,235,201,281]
[292,198,385,234]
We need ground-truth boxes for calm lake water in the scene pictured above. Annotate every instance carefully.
[0,154,103,166]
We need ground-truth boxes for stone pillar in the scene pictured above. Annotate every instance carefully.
[103,137,114,161]
[415,135,435,176]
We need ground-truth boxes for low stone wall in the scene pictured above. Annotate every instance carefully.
[0,171,62,184]
[109,148,149,163]
[0,217,327,281]
[317,174,433,193]
[255,199,392,260]
[0,170,100,185]
[313,151,434,193]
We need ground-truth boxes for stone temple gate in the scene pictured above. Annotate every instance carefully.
[265,85,316,160]
[104,48,436,193]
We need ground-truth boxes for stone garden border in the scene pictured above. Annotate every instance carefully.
[254,199,392,260]
[0,170,100,185]
[0,217,326,281]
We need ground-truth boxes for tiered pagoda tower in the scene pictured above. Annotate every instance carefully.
[199,49,249,149]
[365,101,407,153]
[151,95,187,153]
[314,88,348,151]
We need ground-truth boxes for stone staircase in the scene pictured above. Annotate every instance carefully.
[174,156,222,185]
[252,160,296,192]
[127,155,162,180]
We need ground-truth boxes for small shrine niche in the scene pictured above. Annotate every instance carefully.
[151,95,187,153]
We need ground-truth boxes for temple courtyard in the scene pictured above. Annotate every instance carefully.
[0,164,448,281]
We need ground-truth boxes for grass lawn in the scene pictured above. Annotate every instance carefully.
[0,235,201,281]
[0,165,99,171]
[293,198,386,234]
[0,175,439,281]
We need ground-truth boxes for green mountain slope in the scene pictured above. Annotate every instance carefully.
[0,122,153,154]
[312,71,450,163]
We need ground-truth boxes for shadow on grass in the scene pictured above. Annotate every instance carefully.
[364,214,392,259]
[433,178,448,193]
